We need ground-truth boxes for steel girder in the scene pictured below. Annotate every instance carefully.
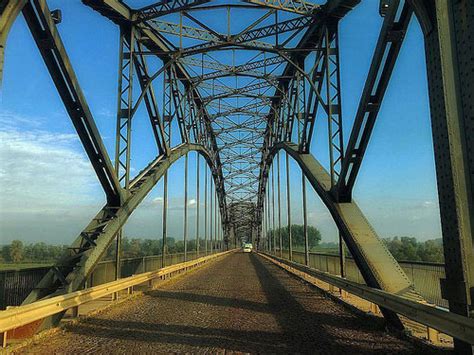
[135,0,211,22]
[265,142,422,327]
[257,0,359,243]
[22,143,219,314]
[337,0,413,201]
[10,0,230,308]
[243,0,321,16]
[418,0,474,351]
[83,0,229,230]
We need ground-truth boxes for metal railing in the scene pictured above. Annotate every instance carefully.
[0,250,234,346]
[0,250,210,310]
[261,252,474,345]
[276,249,447,308]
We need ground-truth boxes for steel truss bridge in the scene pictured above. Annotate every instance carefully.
[0,0,473,352]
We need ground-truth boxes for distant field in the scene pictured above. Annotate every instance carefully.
[0,263,52,271]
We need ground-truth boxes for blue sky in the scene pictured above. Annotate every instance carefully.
[0,1,441,245]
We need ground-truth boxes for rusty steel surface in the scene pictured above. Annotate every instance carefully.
[15,253,448,354]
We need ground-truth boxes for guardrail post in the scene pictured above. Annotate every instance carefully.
[2,331,6,348]
[369,302,380,315]
[427,327,440,344]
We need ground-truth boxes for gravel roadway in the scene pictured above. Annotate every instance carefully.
[17,253,449,354]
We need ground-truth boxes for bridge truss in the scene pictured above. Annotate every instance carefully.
[1,0,473,351]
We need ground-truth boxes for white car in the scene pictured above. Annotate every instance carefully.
[242,243,253,253]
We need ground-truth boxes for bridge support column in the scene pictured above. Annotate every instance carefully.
[277,152,283,257]
[422,0,474,352]
[286,153,292,261]
[302,175,309,266]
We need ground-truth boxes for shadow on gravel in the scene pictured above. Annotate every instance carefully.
[248,254,430,355]
[65,316,287,353]
[149,290,270,314]
[61,254,446,354]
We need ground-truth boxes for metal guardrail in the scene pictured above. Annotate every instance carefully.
[260,252,474,345]
[0,251,203,309]
[1,250,447,310]
[0,250,233,340]
[278,249,447,308]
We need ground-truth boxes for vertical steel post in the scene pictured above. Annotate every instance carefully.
[423,2,474,352]
[324,22,344,189]
[267,176,272,252]
[263,196,267,251]
[115,26,135,190]
[272,162,276,255]
[214,190,218,253]
[302,175,309,266]
[115,232,122,280]
[114,26,135,282]
[210,177,214,253]
[286,153,292,261]
[184,153,188,262]
[219,211,222,251]
[161,67,172,268]
[162,171,168,268]
[339,233,345,278]
[196,154,200,256]
[204,167,208,255]
[277,152,282,257]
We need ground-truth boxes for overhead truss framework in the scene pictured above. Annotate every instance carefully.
[1,0,473,351]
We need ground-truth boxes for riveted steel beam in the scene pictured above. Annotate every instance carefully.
[22,144,220,327]
[337,0,412,201]
[265,142,424,329]
[243,0,321,16]
[136,0,211,22]
[422,0,474,351]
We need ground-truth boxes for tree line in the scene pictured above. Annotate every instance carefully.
[265,226,444,263]
[267,224,322,250]
[1,241,68,263]
[382,236,444,263]
[0,229,444,264]
[0,238,219,264]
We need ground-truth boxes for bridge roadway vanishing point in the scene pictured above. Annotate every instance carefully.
[13,253,444,354]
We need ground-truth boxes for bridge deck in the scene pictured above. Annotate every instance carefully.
[19,253,445,354]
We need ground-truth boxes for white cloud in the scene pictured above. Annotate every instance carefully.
[0,111,103,217]
[151,196,164,205]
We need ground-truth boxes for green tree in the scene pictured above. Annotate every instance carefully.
[2,245,11,262]
[9,240,24,263]
[270,224,321,250]
[383,237,444,263]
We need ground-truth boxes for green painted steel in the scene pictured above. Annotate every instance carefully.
[22,143,218,306]
[268,142,420,301]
